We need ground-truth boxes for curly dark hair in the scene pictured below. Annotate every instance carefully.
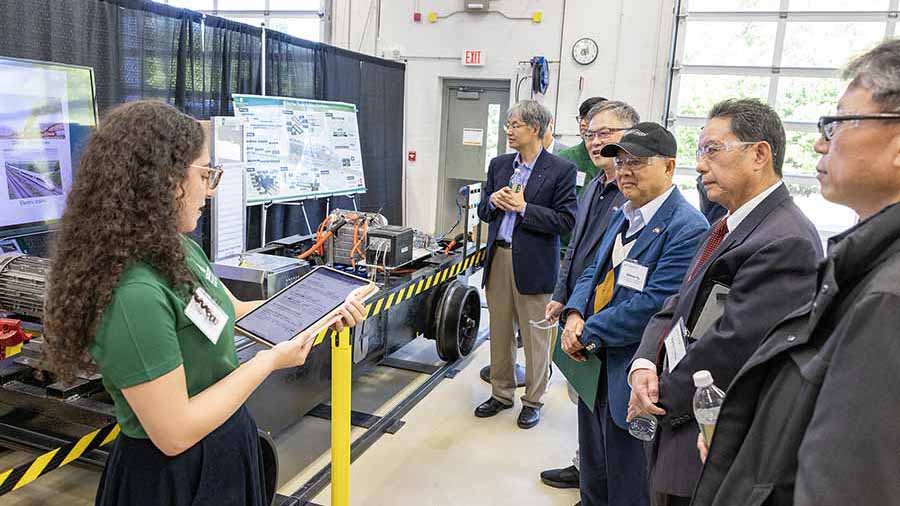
[44,100,204,382]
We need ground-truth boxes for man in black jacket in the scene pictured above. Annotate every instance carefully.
[627,99,823,506]
[692,38,900,506]
[538,100,638,490]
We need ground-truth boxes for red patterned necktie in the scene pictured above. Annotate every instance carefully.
[686,219,728,283]
[655,220,729,368]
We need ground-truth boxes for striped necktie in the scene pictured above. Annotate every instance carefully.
[686,219,728,284]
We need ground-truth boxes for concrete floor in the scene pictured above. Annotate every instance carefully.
[311,342,581,506]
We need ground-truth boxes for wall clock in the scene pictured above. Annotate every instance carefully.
[572,37,599,66]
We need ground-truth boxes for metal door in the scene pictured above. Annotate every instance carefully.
[436,80,510,237]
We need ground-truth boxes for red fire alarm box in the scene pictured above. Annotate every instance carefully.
[408,150,417,162]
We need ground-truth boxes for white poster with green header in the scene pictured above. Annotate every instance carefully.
[232,94,366,203]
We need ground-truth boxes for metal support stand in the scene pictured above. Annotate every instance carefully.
[331,327,352,506]
[261,201,273,248]
[301,202,312,234]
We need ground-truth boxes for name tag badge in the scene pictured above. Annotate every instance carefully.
[576,171,586,187]
[617,260,648,292]
[184,287,228,345]
[665,317,689,372]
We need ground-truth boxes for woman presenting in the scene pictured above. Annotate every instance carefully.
[43,100,366,506]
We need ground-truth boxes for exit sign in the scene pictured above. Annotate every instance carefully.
[462,50,485,66]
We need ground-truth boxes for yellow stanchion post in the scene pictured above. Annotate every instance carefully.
[331,327,352,506]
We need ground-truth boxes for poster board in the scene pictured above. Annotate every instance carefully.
[232,94,366,204]
[208,117,246,261]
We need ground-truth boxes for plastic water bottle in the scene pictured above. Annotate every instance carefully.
[693,370,726,446]
[509,168,523,193]
[628,413,658,441]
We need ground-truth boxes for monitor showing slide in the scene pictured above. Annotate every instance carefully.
[0,57,98,236]
[236,266,373,346]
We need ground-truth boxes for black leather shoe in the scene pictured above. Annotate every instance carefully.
[479,363,527,386]
[517,406,541,429]
[474,398,513,418]
[540,465,580,489]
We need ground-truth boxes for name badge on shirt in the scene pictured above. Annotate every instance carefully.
[184,286,228,345]
[576,171,586,187]
[617,260,648,292]
[665,317,689,372]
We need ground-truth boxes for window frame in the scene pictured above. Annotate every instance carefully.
[664,0,899,186]
[159,0,326,43]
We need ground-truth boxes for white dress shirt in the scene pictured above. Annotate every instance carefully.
[628,181,785,383]
[621,185,675,238]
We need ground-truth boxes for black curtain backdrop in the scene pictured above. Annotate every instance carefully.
[321,46,405,226]
[0,0,405,253]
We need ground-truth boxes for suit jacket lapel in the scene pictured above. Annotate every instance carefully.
[589,211,626,284]
[524,149,550,201]
[572,177,604,251]
[690,184,792,284]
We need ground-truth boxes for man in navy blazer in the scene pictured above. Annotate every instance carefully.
[475,100,577,429]
[560,123,708,506]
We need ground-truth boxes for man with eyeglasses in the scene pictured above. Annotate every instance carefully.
[691,38,900,506]
[626,99,822,506]
[475,100,577,429]
[538,100,638,491]
[557,97,609,196]
[559,122,708,506]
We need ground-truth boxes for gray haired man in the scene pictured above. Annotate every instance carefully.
[539,100,639,490]
[475,100,577,429]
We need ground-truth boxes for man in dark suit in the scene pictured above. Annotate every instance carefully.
[627,99,823,506]
[693,39,900,506]
[538,100,638,490]
[561,123,709,506]
[475,100,577,429]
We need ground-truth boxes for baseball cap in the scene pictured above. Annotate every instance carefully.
[600,122,677,158]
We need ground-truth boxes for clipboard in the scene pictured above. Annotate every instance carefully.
[691,282,730,339]
[235,266,378,347]
[552,328,603,408]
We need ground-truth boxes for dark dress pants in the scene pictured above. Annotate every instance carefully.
[578,363,650,506]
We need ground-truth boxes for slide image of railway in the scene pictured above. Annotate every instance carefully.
[5,160,63,199]
[0,96,66,140]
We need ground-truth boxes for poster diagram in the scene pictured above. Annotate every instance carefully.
[233,94,366,204]
[0,64,72,229]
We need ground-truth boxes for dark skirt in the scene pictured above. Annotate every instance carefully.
[95,406,268,506]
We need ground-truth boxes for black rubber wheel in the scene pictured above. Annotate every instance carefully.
[435,281,482,361]
[258,430,278,506]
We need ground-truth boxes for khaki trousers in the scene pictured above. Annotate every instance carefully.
[485,247,551,408]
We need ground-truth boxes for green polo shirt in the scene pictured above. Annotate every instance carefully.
[557,141,598,199]
[90,237,238,439]
[557,141,599,251]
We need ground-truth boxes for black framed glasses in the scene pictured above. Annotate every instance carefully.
[817,113,900,141]
[191,163,224,190]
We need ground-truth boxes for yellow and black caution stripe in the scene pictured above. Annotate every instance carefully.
[0,422,120,496]
[313,248,486,346]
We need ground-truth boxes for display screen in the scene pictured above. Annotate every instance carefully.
[0,57,97,236]
[236,267,370,346]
